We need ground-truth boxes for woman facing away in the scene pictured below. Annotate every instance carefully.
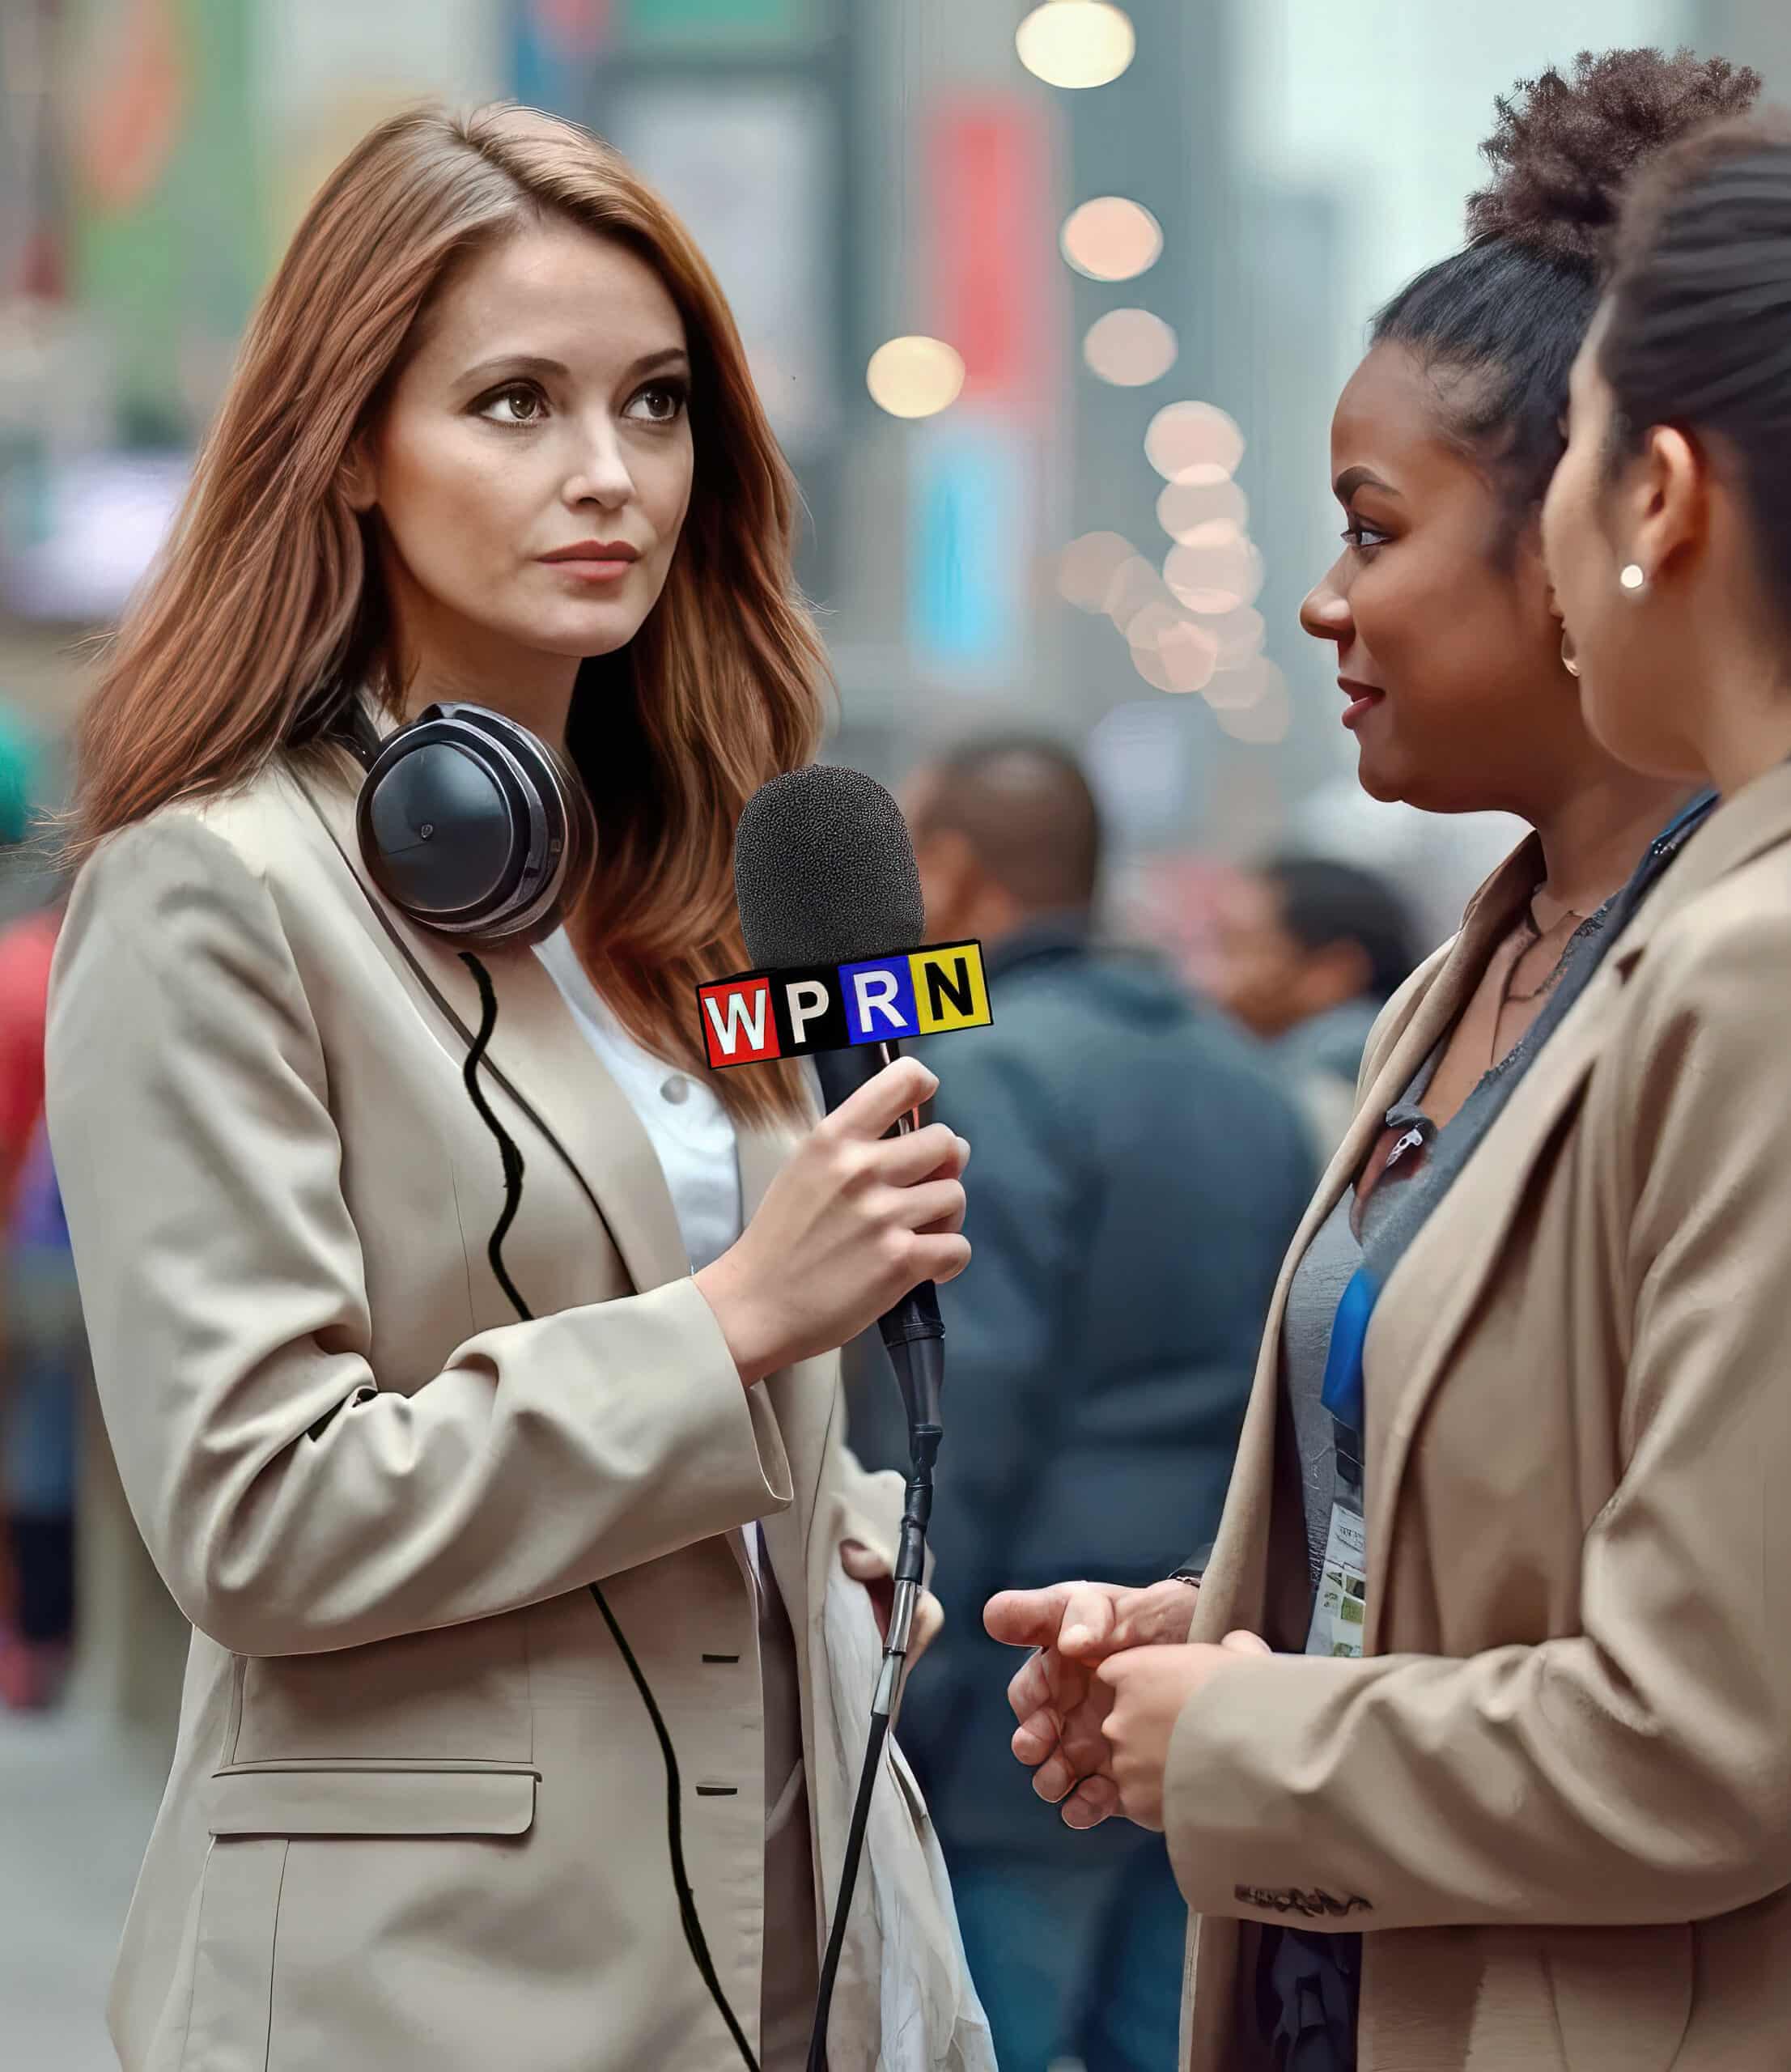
[980,48,1763,2072]
[45,104,993,2072]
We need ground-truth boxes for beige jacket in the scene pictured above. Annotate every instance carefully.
[1169,765,1791,2072]
[45,750,991,2072]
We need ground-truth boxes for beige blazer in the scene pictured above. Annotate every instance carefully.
[45,749,992,2072]
[1168,765,1791,2072]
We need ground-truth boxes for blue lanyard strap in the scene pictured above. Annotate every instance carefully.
[1314,788,1717,1475]
[1319,1263,1378,1441]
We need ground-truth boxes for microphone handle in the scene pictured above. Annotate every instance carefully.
[810,1041,946,1442]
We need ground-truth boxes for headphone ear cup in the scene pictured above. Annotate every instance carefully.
[354,703,596,951]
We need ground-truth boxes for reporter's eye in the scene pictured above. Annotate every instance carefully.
[477,383,548,427]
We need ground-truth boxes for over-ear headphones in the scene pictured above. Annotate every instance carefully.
[339,701,595,951]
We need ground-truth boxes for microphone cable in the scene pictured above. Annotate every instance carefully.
[804,1405,940,2072]
[459,953,760,2072]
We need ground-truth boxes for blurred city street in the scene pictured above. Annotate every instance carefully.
[0,1708,162,2072]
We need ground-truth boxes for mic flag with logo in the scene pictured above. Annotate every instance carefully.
[697,939,992,1069]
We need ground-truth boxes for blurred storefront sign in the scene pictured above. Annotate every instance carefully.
[906,94,1058,689]
[0,448,188,623]
[618,0,825,48]
[906,411,1030,688]
[66,0,260,440]
[511,0,616,111]
[605,79,837,455]
[928,99,1057,413]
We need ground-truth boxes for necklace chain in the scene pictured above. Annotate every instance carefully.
[1488,898,1586,1065]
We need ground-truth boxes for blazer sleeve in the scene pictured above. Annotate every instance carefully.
[46,813,792,1658]
[1162,906,1791,1931]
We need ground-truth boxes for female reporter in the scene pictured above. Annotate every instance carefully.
[45,104,989,2072]
[983,49,1763,2072]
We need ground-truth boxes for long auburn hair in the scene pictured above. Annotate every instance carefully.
[69,102,826,1124]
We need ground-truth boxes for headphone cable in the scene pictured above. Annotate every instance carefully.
[459,952,761,2072]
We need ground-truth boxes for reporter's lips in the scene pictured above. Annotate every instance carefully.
[537,540,640,584]
[1339,677,1386,729]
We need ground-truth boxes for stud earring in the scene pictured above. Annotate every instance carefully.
[1560,633,1581,679]
[1619,563,1648,593]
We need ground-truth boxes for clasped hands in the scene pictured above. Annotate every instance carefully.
[984,1580,1269,1831]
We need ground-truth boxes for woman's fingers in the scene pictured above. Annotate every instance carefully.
[909,1231,972,1284]
[876,1122,968,1187]
[909,1590,944,1665]
[884,1176,968,1234]
[825,1059,938,1143]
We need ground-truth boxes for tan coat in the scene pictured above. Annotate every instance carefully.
[45,750,991,2072]
[1169,765,1791,2072]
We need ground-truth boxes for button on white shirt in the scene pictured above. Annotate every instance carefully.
[533,927,764,1586]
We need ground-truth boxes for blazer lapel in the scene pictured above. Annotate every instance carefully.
[289,754,692,1297]
[1607,761,1791,975]
[1359,961,1615,1653]
[1192,839,1539,1646]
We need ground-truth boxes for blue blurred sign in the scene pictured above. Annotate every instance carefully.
[907,415,1028,686]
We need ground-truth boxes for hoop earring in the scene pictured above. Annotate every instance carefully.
[1619,563,1648,594]
[1560,633,1581,679]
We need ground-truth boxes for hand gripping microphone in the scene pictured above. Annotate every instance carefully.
[732,765,949,2072]
[732,765,946,1450]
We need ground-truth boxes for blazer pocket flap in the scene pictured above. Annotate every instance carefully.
[207,1762,538,1837]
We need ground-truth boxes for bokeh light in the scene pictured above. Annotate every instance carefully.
[1061,196,1163,281]
[866,336,966,419]
[1213,660,1292,744]
[1103,554,1173,636]
[1016,1,1136,90]
[1192,605,1267,673]
[1084,309,1178,387]
[1157,478,1249,542]
[1056,530,1135,613]
[1164,536,1264,614]
[1155,618,1220,694]
[1145,401,1245,484]
[1125,603,1220,694]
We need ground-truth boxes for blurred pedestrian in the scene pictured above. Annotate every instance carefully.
[893,735,1314,2072]
[1208,856,1420,1159]
[0,1106,77,1710]
[0,707,70,1710]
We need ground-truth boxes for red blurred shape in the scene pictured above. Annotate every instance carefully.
[533,0,613,58]
[927,98,1055,411]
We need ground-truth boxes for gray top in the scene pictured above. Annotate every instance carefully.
[1282,1049,1440,1593]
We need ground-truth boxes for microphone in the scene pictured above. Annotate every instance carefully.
[732,764,953,2072]
[732,765,945,1442]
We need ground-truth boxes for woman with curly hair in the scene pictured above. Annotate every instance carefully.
[986,48,1764,2072]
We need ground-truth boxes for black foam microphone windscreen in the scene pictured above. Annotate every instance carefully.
[733,764,926,970]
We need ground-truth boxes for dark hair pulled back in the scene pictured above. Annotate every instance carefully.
[1600,115,1791,623]
[1372,49,1759,558]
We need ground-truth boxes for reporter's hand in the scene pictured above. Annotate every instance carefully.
[694,1059,971,1385]
[840,1537,944,1667]
[983,1577,1201,1829]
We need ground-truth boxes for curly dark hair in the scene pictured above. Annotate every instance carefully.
[1468,49,1761,268]
[1370,48,1761,559]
